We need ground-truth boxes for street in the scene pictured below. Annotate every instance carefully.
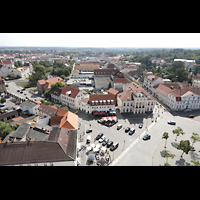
[5,81,41,101]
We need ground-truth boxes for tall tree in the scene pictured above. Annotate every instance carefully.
[190,132,200,147]
[163,150,176,163]
[177,140,192,158]
[162,132,169,148]
[172,127,185,142]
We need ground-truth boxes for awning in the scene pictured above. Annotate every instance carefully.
[93,111,105,115]
[102,117,107,121]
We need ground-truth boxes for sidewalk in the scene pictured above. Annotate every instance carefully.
[152,131,200,166]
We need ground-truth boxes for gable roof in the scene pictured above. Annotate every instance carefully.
[118,90,134,101]
[50,110,78,130]
[38,104,58,117]
[38,77,65,89]
[107,88,119,95]
[89,94,115,106]
[61,85,80,98]
[0,140,75,166]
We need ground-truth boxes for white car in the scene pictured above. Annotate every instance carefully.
[99,136,105,143]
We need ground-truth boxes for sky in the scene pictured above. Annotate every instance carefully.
[0,33,200,48]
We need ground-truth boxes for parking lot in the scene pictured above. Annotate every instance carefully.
[76,110,155,166]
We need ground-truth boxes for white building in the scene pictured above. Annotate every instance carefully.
[117,82,156,114]
[78,94,115,115]
[155,83,200,111]
[174,59,196,70]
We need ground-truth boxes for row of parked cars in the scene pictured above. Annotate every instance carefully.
[86,131,119,151]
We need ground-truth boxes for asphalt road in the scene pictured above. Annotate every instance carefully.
[6,81,40,101]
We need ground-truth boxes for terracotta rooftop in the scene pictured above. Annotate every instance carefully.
[38,77,65,89]
[89,94,115,106]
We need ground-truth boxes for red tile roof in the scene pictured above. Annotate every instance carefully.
[61,86,80,99]
[89,94,115,106]
[38,77,65,89]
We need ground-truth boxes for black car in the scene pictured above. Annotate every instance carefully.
[107,141,113,148]
[86,128,92,133]
[110,142,119,151]
[143,134,151,140]
[102,138,109,146]
[125,127,130,133]
[96,133,104,140]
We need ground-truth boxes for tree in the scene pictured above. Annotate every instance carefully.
[0,121,15,140]
[60,75,65,80]
[191,160,200,166]
[190,132,200,147]
[162,132,169,148]
[163,150,176,163]
[0,97,6,103]
[177,140,192,158]
[172,127,185,142]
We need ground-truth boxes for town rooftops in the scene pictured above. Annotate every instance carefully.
[50,110,78,130]
[125,82,155,100]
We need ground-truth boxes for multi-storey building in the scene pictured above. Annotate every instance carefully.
[78,94,115,115]
[117,82,156,114]
[155,83,200,111]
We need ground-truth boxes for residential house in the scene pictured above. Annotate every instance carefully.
[37,104,58,118]
[50,108,78,130]
[37,76,65,94]
[20,100,41,115]
[143,74,164,96]
[60,85,84,110]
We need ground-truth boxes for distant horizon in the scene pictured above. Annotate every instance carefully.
[1,33,200,49]
[1,46,200,50]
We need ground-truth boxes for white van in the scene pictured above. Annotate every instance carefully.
[117,124,122,130]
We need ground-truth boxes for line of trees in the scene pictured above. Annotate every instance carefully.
[161,127,200,166]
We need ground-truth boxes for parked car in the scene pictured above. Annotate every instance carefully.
[129,128,135,135]
[102,138,109,146]
[117,124,122,130]
[187,114,194,118]
[86,135,91,144]
[106,141,113,148]
[110,142,119,151]
[0,103,5,107]
[143,134,151,140]
[125,127,130,133]
[167,121,176,125]
[139,123,143,128]
[86,128,92,133]
[96,133,104,140]
[99,136,105,143]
